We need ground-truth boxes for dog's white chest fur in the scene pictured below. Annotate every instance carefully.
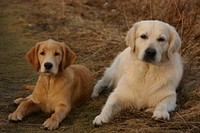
[111,48,174,109]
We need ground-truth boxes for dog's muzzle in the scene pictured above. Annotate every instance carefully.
[143,48,156,62]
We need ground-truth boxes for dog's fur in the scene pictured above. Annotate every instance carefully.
[92,20,183,126]
[8,39,93,130]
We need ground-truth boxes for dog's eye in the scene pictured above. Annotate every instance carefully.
[140,34,148,40]
[157,37,165,42]
[54,52,59,56]
[40,52,45,55]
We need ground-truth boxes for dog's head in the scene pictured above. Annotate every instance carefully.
[126,20,181,64]
[26,39,76,75]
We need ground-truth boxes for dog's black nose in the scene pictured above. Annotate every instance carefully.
[143,48,156,62]
[44,62,53,70]
[145,48,156,58]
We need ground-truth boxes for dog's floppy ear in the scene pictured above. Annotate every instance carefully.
[26,43,40,71]
[168,26,181,59]
[61,44,76,71]
[126,22,139,51]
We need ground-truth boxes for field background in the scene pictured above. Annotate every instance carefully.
[0,0,199,132]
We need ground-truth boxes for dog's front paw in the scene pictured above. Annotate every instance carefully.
[8,111,23,121]
[152,109,170,120]
[93,114,110,126]
[43,117,59,130]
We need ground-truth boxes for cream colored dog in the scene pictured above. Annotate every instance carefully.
[8,39,93,130]
[92,20,183,126]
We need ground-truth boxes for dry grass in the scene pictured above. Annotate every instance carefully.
[3,0,200,132]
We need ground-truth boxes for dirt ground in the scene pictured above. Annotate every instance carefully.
[0,0,199,132]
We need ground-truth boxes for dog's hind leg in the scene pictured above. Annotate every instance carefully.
[14,95,32,105]
[21,85,35,91]
[13,85,35,105]
[91,73,113,97]
[91,56,120,98]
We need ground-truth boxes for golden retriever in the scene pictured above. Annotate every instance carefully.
[8,39,93,130]
[92,20,183,126]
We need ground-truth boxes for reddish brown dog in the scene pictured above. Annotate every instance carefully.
[8,39,93,130]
